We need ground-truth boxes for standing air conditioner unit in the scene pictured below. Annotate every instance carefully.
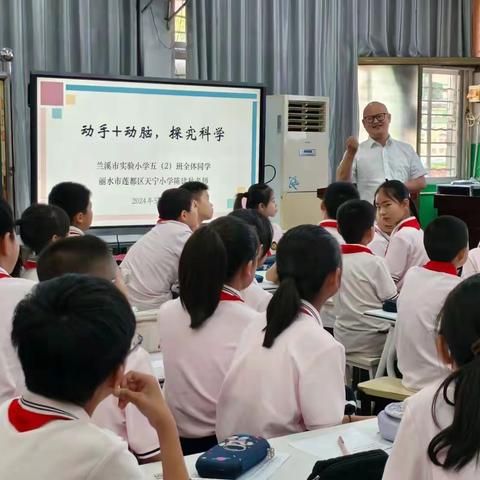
[266,95,330,230]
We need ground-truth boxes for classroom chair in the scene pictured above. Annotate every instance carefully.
[345,354,381,382]
[135,309,161,353]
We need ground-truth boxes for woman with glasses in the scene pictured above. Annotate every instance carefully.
[336,101,427,204]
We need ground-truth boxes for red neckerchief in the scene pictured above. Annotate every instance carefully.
[23,260,37,271]
[396,217,421,232]
[0,271,11,279]
[8,399,73,433]
[341,244,374,255]
[423,261,458,277]
[219,286,244,302]
[319,220,338,230]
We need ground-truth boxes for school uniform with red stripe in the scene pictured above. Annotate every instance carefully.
[0,267,35,404]
[384,216,428,289]
[20,258,39,282]
[396,261,461,391]
[319,219,345,244]
[0,392,143,479]
[157,286,261,439]
[216,299,346,440]
[334,244,398,357]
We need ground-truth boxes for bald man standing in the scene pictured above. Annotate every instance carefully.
[336,102,427,203]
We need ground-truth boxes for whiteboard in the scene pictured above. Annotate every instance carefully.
[30,74,264,228]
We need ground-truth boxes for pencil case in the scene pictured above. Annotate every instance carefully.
[195,434,273,479]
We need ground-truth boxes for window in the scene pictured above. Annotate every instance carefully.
[420,68,461,179]
[173,0,187,78]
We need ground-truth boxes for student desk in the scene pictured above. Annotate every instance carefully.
[363,310,397,378]
[255,270,278,292]
[140,418,392,479]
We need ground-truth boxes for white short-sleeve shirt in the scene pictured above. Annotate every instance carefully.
[120,221,192,311]
[158,287,260,438]
[0,392,143,480]
[384,217,429,289]
[91,347,160,460]
[0,269,35,404]
[319,220,345,244]
[368,224,390,258]
[396,263,460,391]
[241,279,272,313]
[334,244,398,356]
[216,301,345,441]
[383,381,480,479]
[351,136,427,203]
[462,246,480,279]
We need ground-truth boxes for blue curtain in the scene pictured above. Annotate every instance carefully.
[187,0,472,175]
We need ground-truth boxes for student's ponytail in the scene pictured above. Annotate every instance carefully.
[263,277,301,348]
[427,276,480,471]
[179,216,258,329]
[233,184,273,211]
[263,225,341,348]
[179,227,227,329]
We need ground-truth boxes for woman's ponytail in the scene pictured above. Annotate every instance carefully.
[233,192,248,210]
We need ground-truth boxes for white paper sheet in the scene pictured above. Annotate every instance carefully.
[143,453,290,480]
[290,427,391,460]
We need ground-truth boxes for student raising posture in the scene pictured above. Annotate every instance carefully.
[375,180,428,289]
[17,204,70,282]
[158,216,260,455]
[121,188,198,311]
[216,225,346,441]
[396,216,468,391]
[319,181,360,244]
[37,235,161,463]
[229,208,273,312]
[0,275,187,480]
[48,182,93,236]
[384,275,480,479]
[234,183,282,249]
[334,200,398,358]
[180,181,214,223]
[0,199,35,404]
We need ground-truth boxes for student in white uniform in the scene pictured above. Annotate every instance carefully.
[375,180,428,289]
[461,242,480,278]
[0,199,36,405]
[37,235,161,464]
[319,181,360,244]
[368,214,393,257]
[158,216,260,455]
[216,225,346,441]
[229,209,273,312]
[121,188,198,311]
[334,200,398,357]
[396,216,468,392]
[234,183,282,251]
[384,276,480,479]
[1,274,188,480]
[180,181,214,223]
[48,182,93,237]
[17,204,69,282]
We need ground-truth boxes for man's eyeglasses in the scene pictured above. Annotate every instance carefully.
[363,112,388,124]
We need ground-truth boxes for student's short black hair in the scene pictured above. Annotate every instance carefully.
[17,204,70,254]
[11,274,135,405]
[37,236,114,281]
[229,208,273,258]
[180,181,209,200]
[0,198,15,238]
[157,188,194,220]
[48,182,91,222]
[337,200,375,244]
[323,182,360,219]
[424,215,469,262]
